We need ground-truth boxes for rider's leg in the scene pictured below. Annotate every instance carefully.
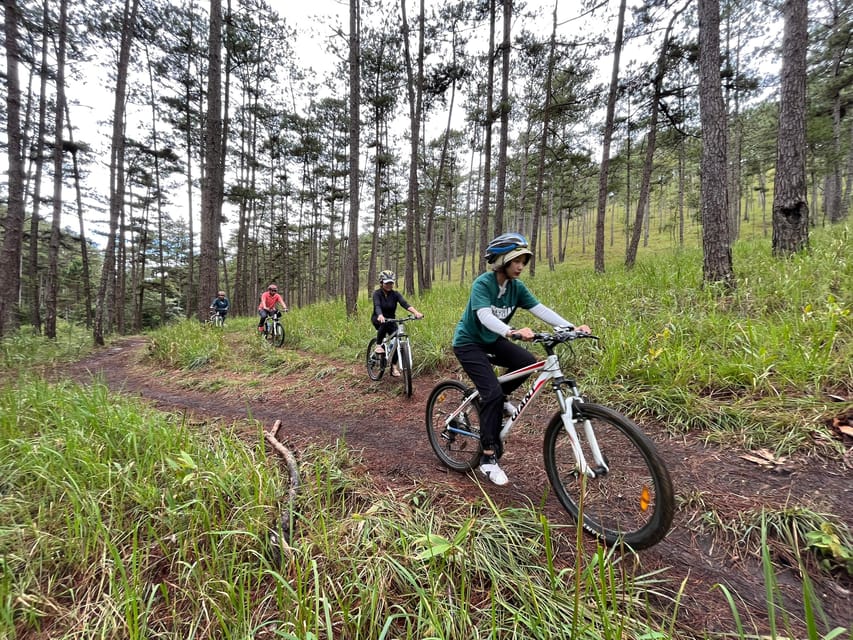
[453,344,504,453]
[488,338,538,397]
[375,321,393,353]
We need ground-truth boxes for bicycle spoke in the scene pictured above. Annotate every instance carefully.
[544,403,674,549]
[425,381,481,472]
[366,339,385,380]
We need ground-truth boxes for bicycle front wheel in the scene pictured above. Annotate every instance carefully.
[543,402,674,550]
[399,343,413,398]
[272,322,285,347]
[425,381,481,472]
[366,338,385,380]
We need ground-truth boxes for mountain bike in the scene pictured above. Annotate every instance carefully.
[262,309,286,347]
[366,316,421,398]
[425,329,675,550]
[207,309,225,327]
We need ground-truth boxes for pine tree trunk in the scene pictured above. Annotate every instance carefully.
[698,0,734,285]
[772,0,809,255]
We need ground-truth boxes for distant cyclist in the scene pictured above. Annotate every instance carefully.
[209,290,230,323]
[257,284,288,333]
[371,270,423,376]
[452,233,590,486]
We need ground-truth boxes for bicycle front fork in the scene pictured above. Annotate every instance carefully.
[557,395,609,478]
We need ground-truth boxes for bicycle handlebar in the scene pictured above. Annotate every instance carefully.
[382,315,422,324]
[510,328,599,345]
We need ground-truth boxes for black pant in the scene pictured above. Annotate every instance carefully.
[453,338,538,452]
[372,317,397,345]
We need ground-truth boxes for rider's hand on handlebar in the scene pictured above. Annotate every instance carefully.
[378,315,385,323]
[574,324,592,334]
[510,327,535,341]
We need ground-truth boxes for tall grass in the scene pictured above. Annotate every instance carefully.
[0,320,92,374]
[0,377,678,638]
[177,227,852,455]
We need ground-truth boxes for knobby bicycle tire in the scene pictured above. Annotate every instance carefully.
[273,322,285,347]
[399,342,413,397]
[425,380,482,471]
[543,402,674,550]
[366,338,385,380]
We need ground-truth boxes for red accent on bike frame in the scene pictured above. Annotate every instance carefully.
[515,360,545,375]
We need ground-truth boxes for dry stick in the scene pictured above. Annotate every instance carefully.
[264,419,301,547]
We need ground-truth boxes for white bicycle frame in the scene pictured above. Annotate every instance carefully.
[383,322,413,371]
[443,352,609,478]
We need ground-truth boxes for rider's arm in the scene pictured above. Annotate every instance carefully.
[476,307,513,338]
[528,303,572,329]
[373,290,386,323]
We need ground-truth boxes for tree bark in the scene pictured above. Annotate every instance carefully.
[345,0,360,316]
[0,0,27,337]
[478,0,497,269]
[94,0,140,345]
[529,2,558,278]
[493,0,512,237]
[697,0,734,286]
[199,0,224,319]
[593,0,626,274]
[626,6,685,268]
[45,0,68,339]
[772,0,809,254]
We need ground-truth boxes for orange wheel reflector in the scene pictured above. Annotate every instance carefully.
[640,486,651,512]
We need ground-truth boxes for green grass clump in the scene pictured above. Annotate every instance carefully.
[0,320,93,373]
[0,377,285,638]
[146,318,231,369]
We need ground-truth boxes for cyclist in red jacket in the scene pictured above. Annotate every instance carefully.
[257,284,288,333]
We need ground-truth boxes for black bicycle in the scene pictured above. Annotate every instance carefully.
[365,316,421,398]
[425,330,675,550]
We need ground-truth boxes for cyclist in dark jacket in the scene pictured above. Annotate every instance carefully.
[372,270,423,375]
[210,291,230,322]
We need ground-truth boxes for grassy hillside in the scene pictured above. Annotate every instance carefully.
[1,226,850,639]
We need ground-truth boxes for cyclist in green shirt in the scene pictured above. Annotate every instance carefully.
[452,232,590,486]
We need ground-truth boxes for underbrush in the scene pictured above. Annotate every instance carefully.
[147,228,852,457]
[0,320,92,373]
[1,329,849,637]
[0,377,680,639]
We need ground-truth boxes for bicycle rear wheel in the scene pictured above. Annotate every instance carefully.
[366,338,385,380]
[543,402,674,550]
[399,343,413,397]
[425,381,482,472]
[272,322,285,347]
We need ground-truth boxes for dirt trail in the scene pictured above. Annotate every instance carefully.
[67,337,852,637]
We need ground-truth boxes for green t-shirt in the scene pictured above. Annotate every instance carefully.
[452,271,539,347]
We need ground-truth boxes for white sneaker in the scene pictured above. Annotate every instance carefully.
[479,455,508,486]
[503,401,517,418]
